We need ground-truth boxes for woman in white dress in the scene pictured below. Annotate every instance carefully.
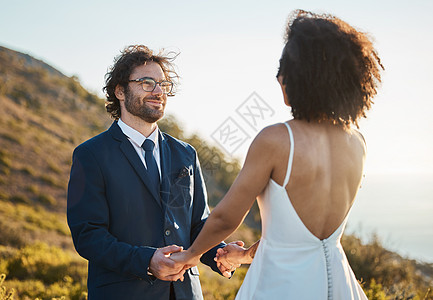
[171,10,383,299]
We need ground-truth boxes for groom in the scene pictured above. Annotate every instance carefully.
[67,45,235,300]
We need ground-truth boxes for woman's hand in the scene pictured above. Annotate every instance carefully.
[215,239,260,270]
[215,241,250,268]
[170,250,201,277]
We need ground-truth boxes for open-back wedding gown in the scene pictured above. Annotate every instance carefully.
[235,122,367,300]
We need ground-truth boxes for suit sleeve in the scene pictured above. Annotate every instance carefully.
[67,144,156,282]
[189,150,226,275]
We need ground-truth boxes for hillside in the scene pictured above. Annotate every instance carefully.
[0,45,246,246]
[0,45,432,300]
[0,45,254,299]
[0,45,110,250]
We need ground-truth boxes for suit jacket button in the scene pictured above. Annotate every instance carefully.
[165,229,171,236]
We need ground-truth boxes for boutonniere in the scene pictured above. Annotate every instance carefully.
[178,166,192,178]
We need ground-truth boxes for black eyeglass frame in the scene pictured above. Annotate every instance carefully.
[128,77,173,94]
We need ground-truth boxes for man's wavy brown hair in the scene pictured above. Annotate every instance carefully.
[103,45,178,120]
[277,10,384,128]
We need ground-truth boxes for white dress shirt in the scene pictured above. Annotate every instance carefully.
[117,118,161,179]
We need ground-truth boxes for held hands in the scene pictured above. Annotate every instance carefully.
[148,245,187,282]
[170,242,248,279]
[170,249,201,274]
[152,242,250,282]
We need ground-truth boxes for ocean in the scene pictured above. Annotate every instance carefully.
[347,173,433,263]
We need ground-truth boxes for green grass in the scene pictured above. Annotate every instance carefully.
[0,200,69,236]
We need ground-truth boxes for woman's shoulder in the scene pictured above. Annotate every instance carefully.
[347,128,367,155]
[257,122,292,138]
[350,128,366,144]
[248,122,293,157]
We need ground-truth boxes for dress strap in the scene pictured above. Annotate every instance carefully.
[283,122,294,187]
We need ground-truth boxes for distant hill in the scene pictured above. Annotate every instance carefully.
[0,46,65,78]
[0,45,431,300]
[0,45,109,210]
[0,45,113,254]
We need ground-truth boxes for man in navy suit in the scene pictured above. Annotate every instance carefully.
[67,45,236,299]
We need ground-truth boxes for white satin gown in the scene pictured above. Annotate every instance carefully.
[235,123,367,300]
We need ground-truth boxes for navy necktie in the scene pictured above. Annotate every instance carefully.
[142,139,160,191]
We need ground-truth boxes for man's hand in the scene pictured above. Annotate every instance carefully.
[215,241,245,278]
[148,245,186,281]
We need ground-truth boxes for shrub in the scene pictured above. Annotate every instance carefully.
[198,264,247,300]
[37,193,57,206]
[0,168,10,176]
[1,242,88,300]
[0,132,24,146]
[0,191,8,200]
[0,150,12,176]
[0,200,69,236]
[364,278,387,300]
[7,242,72,284]
[20,166,36,176]
[0,151,12,168]
[39,174,58,187]
[0,274,15,300]
[0,220,25,248]
[342,234,432,299]
[48,162,62,175]
[4,277,87,300]
[25,184,39,195]
[9,195,31,205]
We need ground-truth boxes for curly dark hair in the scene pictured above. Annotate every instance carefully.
[103,45,179,120]
[277,10,384,128]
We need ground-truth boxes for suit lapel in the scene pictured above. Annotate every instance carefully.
[109,122,162,207]
[159,131,172,206]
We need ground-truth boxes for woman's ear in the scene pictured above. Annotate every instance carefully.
[115,85,125,101]
[278,76,290,107]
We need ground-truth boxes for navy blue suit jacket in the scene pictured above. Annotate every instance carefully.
[67,122,225,300]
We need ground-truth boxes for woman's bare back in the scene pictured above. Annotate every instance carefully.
[268,120,366,240]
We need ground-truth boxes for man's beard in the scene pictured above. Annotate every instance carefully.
[124,87,165,123]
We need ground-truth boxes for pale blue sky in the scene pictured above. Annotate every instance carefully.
[1,0,432,176]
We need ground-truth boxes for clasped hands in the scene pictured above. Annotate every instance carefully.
[148,241,250,282]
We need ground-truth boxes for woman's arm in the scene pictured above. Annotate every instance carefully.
[171,126,278,265]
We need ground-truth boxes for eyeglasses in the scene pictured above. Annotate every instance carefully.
[129,77,173,95]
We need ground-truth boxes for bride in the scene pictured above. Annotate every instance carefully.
[172,9,383,299]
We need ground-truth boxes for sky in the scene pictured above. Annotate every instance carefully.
[1,0,432,176]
